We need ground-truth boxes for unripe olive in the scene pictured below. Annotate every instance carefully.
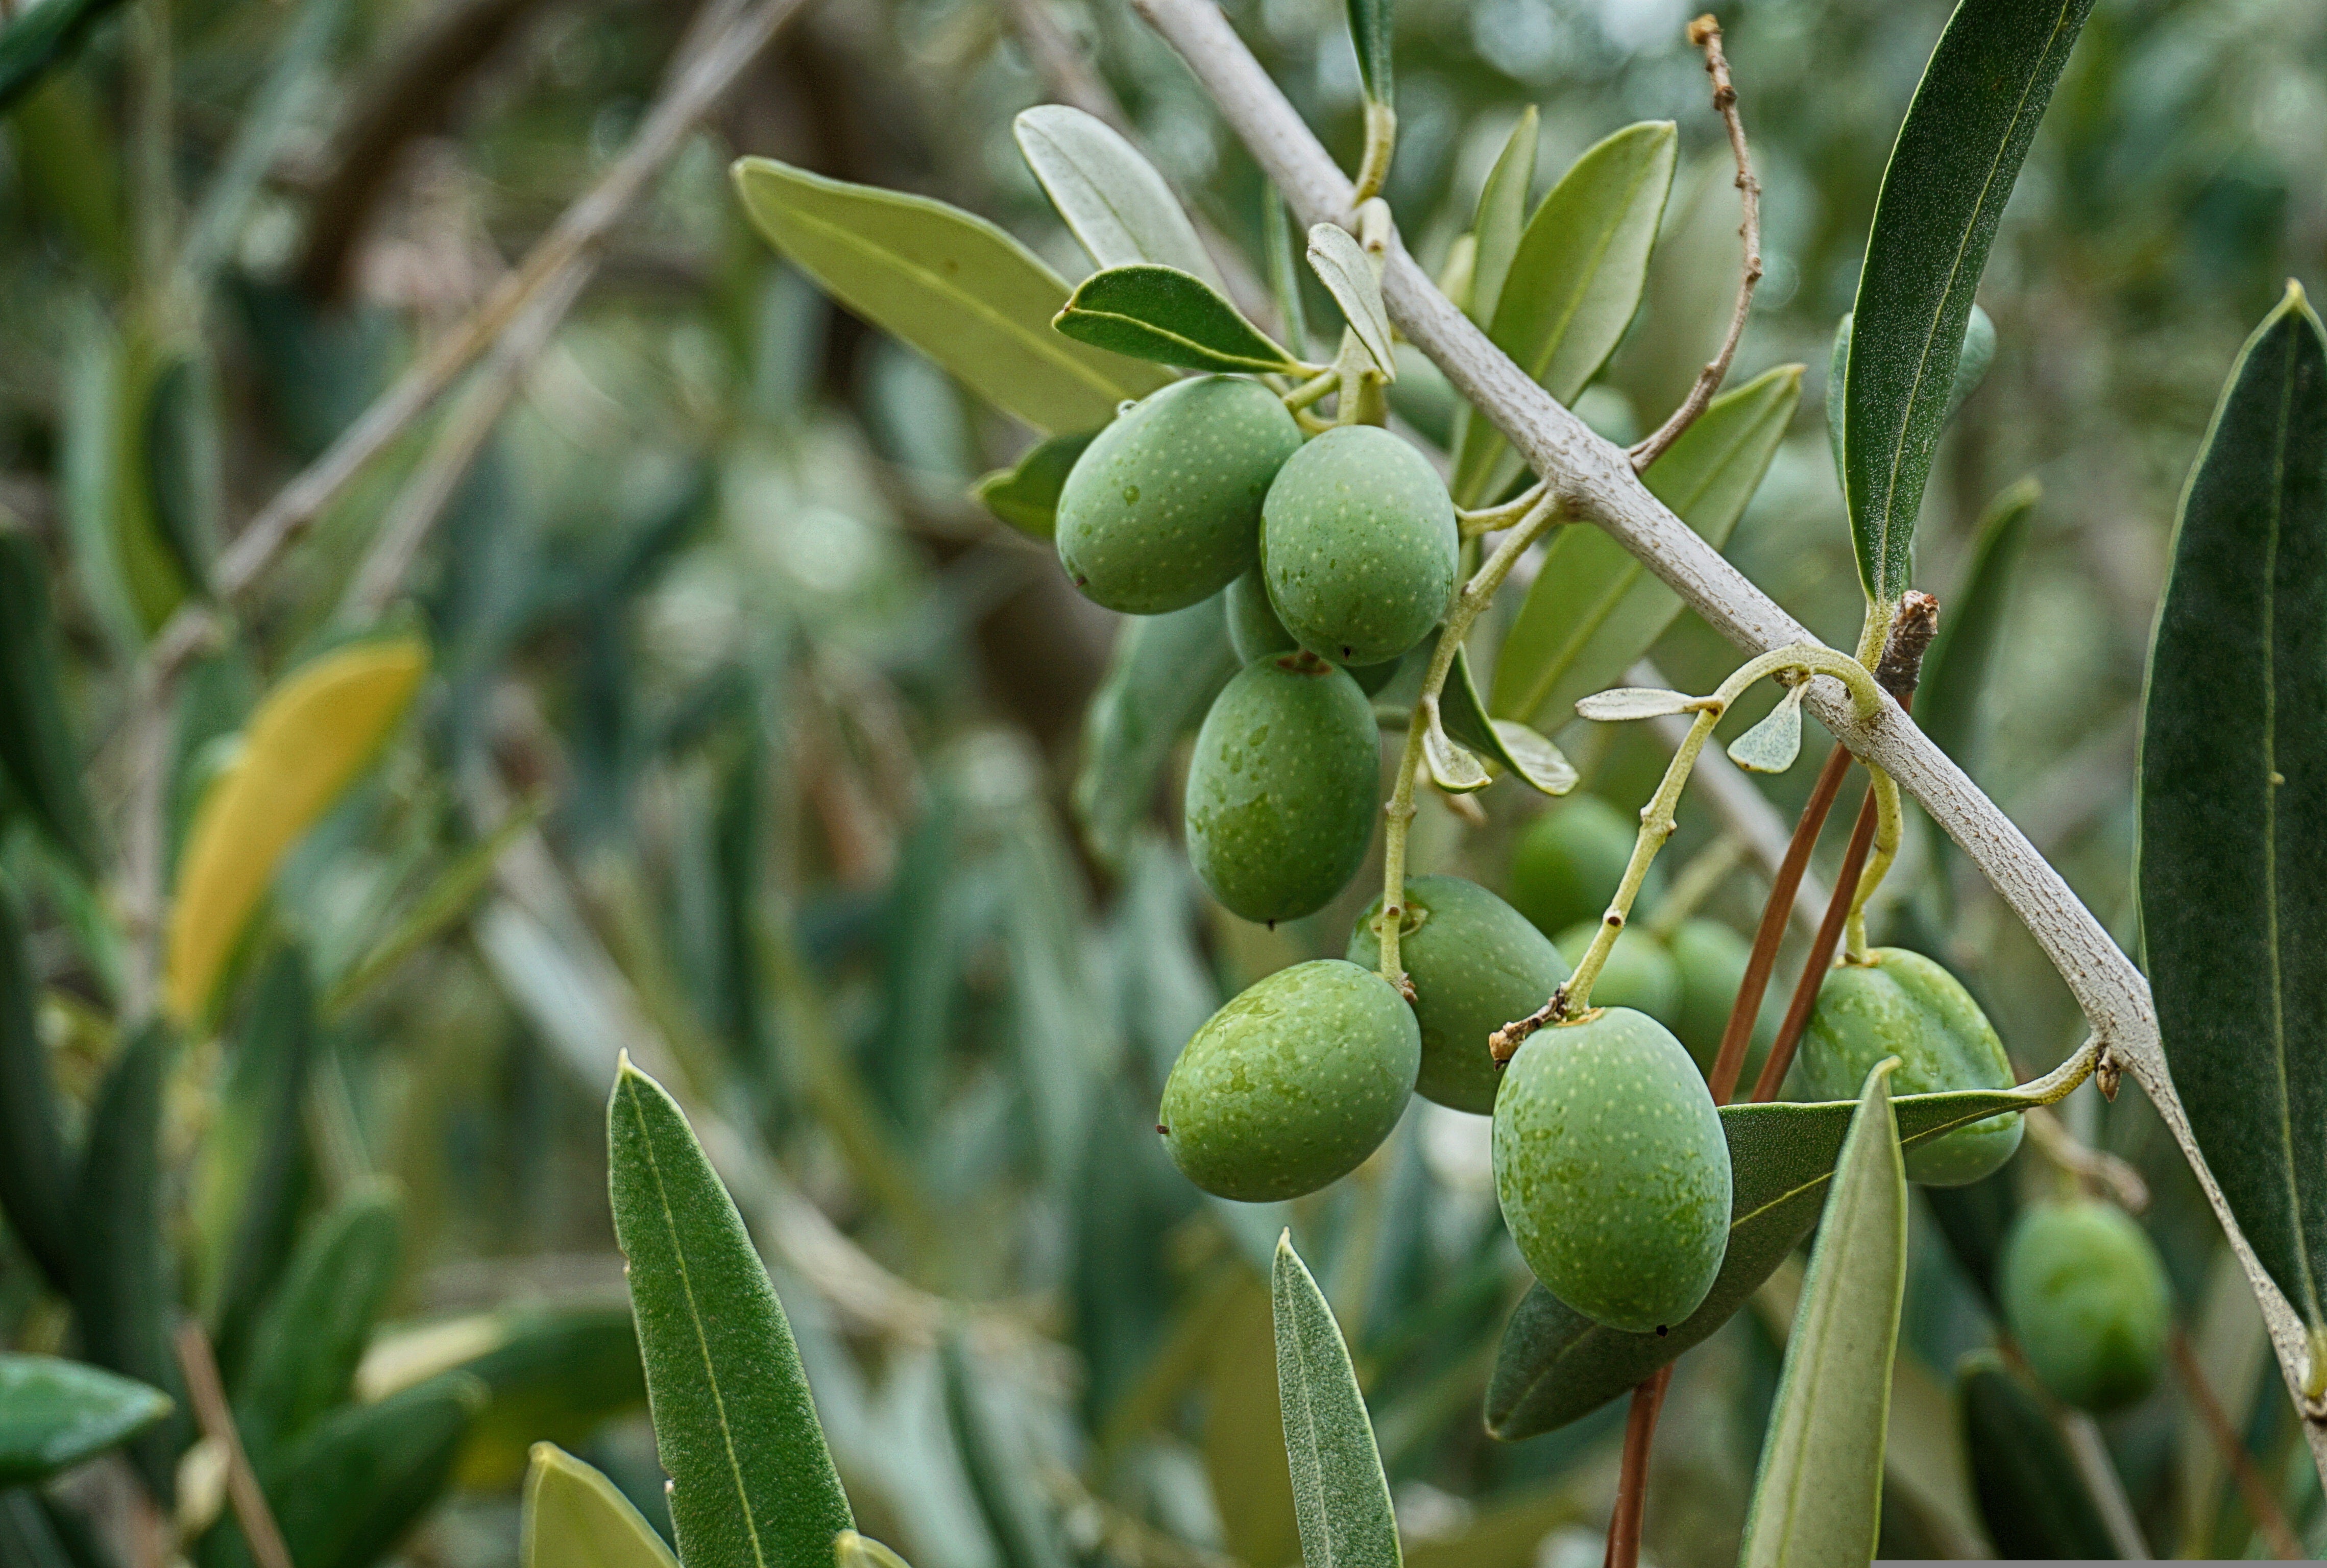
[1056,376,1302,614]
[1492,1007,1732,1332]
[1185,653,1380,924]
[1259,426,1458,667]
[1159,959,1421,1201]
[1509,797,1655,941]
[1226,566,1298,662]
[1346,875,1569,1114]
[1998,1201,2170,1413]
[1668,919,1775,1075]
[1797,947,2022,1186]
[1555,922,1679,1027]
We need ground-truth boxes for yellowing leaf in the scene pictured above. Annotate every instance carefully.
[164,637,427,1023]
[522,1443,679,1568]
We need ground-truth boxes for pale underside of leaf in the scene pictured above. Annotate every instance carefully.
[1727,682,1807,774]
[1013,105,1219,284]
[1306,224,1395,378]
[1574,687,1693,721]
[1272,1235,1401,1568]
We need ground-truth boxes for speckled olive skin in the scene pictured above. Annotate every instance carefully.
[1797,947,2021,1186]
[1493,1007,1732,1332]
[1160,959,1421,1201]
[1055,377,1302,615]
[1999,1201,2170,1413]
[1346,876,1569,1114]
[1509,797,1655,941]
[1185,654,1380,923]
[1259,426,1458,667]
[1556,923,1680,1027]
[1226,566,1298,662]
[1668,919,1774,1074]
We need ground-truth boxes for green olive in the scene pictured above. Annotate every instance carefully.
[1998,1201,2170,1413]
[1056,376,1302,614]
[1555,922,1680,1027]
[1493,1007,1732,1332]
[1346,875,1568,1114]
[1185,653,1379,924]
[1259,425,1458,667]
[1797,947,2021,1186]
[1225,566,1298,663]
[1508,797,1654,941]
[1160,959,1421,1201]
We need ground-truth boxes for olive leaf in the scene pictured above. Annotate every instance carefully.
[1486,1052,2088,1439]
[2138,283,2327,1378]
[233,1186,403,1465]
[1072,593,1238,871]
[1450,121,1675,507]
[1490,365,1801,726]
[1013,105,1220,284]
[940,1333,1072,1568]
[1344,0,1391,106]
[0,529,99,871]
[1422,712,1491,793]
[733,157,1170,433]
[1955,1352,2120,1558]
[834,1534,914,1568]
[1737,1060,1907,1568]
[521,1443,679,1568]
[1263,189,1311,359]
[607,1057,855,1568]
[322,800,545,1017]
[0,1355,172,1487]
[1465,108,1537,330]
[971,430,1099,539]
[1826,306,1994,486]
[1573,687,1693,721]
[1305,225,1395,379]
[0,885,74,1291]
[1918,475,2037,767]
[1841,0,2094,604]
[1726,682,1808,774]
[1056,264,1302,374]
[195,948,313,1356]
[1431,634,1574,795]
[1272,1234,1401,1568]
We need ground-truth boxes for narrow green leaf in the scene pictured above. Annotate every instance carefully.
[232,1187,403,1464]
[0,0,132,113]
[1726,683,1807,774]
[402,1306,644,1490]
[0,883,75,1288]
[1737,1060,1908,1568]
[1490,365,1800,725]
[1271,1234,1401,1568]
[1954,1352,2120,1558]
[0,1355,172,1486]
[940,1333,1072,1568]
[973,430,1097,539]
[322,801,544,1016]
[1013,106,1219,285]
[1433,636,1575,795]
[1305,226,1394,378]
[1263,189,1311,359]
[179,0,353,281]
[522,1443,680,1568]
[1055,264,1299,374]
[195,948,314,1347]
[1466,108,1537,329]
[1827,307,1994,487]
[1918,475,2037,766]
[1449,122,1676,507]
[2138,283,2327,1368]
[732,157,1169,433]
[0,530,99,871]
[140,352,218,594]
[1345,0,1391,104]
[607,1058,854,1568]
[1071,594,1238,871]
[1484,1053,2089,1439]
[1843,0,2095,603]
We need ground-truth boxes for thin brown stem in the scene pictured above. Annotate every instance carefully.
[1630,14,1760,471]
[1752,779,1878,1103]
[2171,1332,2306,1560]
[173,1322,294,1568]
[1604,1364,1672,1568]
[1707,741,1850,1106]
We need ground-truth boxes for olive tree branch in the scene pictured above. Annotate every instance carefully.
[1125,0,2327,1473]
[173,1322,294,1568]
[1630,13,1761,472]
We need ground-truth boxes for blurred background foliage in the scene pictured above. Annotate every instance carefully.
[0,0,2323,1560]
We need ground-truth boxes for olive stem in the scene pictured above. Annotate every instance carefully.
[1843,767,1903,960]
[1282,368,1340,412]
[1350,99,1397,202]
[1455,478,1549,538]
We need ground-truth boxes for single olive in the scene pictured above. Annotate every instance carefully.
[1493,1007,1732,1332]
[1159,959,1421,1202]
[1259,425,1458,667]
[1185,653,1380,924]
[1508,797,1656,941]
[1998,1200,2170,1413]
[1056,376,1302,614]
[1226,566,1298,662]
[1796,947,2021,1186]
[1555,922,1680,1027]
[1667,919,1776,1075]
[1346,875,1569,1114]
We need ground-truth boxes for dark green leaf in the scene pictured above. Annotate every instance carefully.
[1827,307,1994,488]
[2138,283,2327,1374]
[0,0,132,114]
[0,1355,172,1486]
[1055,264,1300,374]
[1842,0,2095,603]
[607,1058,855,1568]
[1918,476,2037,766]
[322,802,543,1017]
[140,353,217,594]
[972,431,1098,539]
[196,948,314,1363]
[0,883,74,1288]
[1955,1352,2120,1558]
[523,1443,680,1568]
[0,531,99,871]
[940,1334,1072,1568]
[1272,1235,1400,1568]
[1435,636,1575,795]
[1012,106,1218,284]
[1345,0,1391,104]
[1071,594,1237,871]
[733,157,1169,433]
[233,1187,403,1464]
[1485,1054,2088,1439]
[1737,1062,1907,1567]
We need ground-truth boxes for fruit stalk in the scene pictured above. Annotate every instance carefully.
[1605,1364,1673,1568]
[1751,782,1879,1103]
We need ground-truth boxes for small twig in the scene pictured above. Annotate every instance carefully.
[1604,1364,1672,1568]
[1629,14,1760,471]
[2057,1409,2154,1559]
[2023,1105,2150,1212]
[173,1322,295,1568]
[2171,1332,2307,1561]
[1751,778,1877,1103]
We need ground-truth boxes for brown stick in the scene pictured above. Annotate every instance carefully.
[2170,1332,2306,1560]
[1630,14,1760,471]
[1751,781,1878,1103]
[173,1322,295,1568]
[1603,1364,1673,1568]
